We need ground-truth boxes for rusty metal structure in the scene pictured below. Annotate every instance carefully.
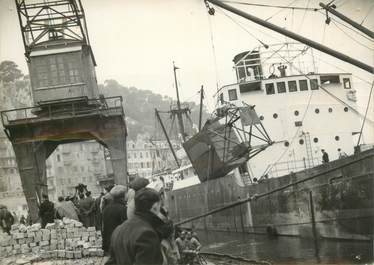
[1,0,127,222]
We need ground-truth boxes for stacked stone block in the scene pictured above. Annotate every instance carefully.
[0,218,104,260]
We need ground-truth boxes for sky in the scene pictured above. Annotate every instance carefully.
[0,0,373,112]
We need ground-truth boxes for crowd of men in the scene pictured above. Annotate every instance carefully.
[0,177,202,265]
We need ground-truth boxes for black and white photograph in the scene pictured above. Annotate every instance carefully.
[0,0,373,264]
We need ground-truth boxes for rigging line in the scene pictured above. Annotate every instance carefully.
[356,81,374,146]
[265,0,299,21]
[277,51,374,126]
[217,7,269,47]
[318,56,373,86]
[205,2,220,91]
[316,10,374,42]
[221,1,320,11]
[360,4,374,26]
[216,6,283,43]
[297,0,310,33]
[317,22,327,70]
[331,20,374,51]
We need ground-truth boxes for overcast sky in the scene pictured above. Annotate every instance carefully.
[0,0,373,110]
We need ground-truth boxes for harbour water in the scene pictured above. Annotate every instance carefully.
[199,230,374,264]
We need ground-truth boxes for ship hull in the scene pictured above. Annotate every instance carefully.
[166,148,374,240]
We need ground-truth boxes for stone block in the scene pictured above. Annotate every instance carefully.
[29,242,37,247]
[89,231,96,237]
[66,251,74,259]
[42,234,50,241]
[31,246,40,253]
[57,250,65,258]
[18,238,25,245]
[13,244,20,250]
[87,227,95,232]
[34,236,41,242]
[82,249,89,257]
[39,240,49,246]
[74,250,82,259]
[88,236,95,242]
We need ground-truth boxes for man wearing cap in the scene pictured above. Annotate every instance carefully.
[102,185,127,255]
[107,188,165,265]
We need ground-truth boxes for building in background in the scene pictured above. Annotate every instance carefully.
[127,139,179,179]
[47,141,107,201]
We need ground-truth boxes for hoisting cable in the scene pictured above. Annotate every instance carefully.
[175,150,374,226]
[356,81,374,146]
[204,0,220,91]
[221,1,320,11]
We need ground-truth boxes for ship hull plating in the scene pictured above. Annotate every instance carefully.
[167,149,374,240]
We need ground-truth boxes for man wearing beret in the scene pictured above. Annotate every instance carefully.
[107,188,166,265]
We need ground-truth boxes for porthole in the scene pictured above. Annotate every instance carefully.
[273,113,278,119]
[328,107,333,113]
[335,136,340,141]
[284,141,289,147]
[344,107,349,112]
[294,110,299,116]
[313,137,318,143]
[315,108,320,114]
[299,139,304,145]
[260,115,264,121]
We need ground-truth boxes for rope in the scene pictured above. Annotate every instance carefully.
[297,0,310,33]
[360,4,374,26]
[205,1,220,91]
[265,0,299,21]
[331,21,374,51]
[221,1,320,11]
[201,251,272,265]
[356,81,374,146]
[217,8,269,48]
[174,150,374,225]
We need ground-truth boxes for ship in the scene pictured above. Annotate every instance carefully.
[160,1,374,242]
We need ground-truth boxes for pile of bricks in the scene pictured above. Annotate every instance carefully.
[0,218,104,260]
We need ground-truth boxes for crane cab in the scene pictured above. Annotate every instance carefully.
[29,39,99,105]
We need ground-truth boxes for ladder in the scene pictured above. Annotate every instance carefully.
[303,132,314,168]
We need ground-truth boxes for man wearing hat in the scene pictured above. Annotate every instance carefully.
[102,185,127,255]
[107,188,166,265]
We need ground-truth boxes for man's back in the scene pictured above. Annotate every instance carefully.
[109,214,163,265]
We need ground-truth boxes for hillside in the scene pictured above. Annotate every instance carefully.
[0,61,209,140]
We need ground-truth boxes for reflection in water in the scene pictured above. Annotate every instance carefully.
[199,230,373,264]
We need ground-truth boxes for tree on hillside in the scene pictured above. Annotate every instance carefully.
[101,79,209,140]
[0,61,23,83]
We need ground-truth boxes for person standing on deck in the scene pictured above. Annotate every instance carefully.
[321,149,329,164]
[338,148,348,159]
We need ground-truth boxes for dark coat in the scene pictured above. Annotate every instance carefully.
[107,211,164,265]
[78,196,95,227]
[102,200,127,253]
[39,200,55,228]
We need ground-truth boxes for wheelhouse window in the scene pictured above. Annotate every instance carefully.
[277,82,286,93]
[321,75,340,84]
[265,83,275,95]
[343,78,351,89]
[228,89,238,101]
[288,80,297,92]
[299,80,308,91]
[310,79,319,90]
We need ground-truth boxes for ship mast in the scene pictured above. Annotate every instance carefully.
[173,62,186,142]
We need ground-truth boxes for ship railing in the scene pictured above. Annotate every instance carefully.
[267,157,321,178]
[0,96,124,126]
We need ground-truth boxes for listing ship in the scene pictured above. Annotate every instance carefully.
[165,42,374,241]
